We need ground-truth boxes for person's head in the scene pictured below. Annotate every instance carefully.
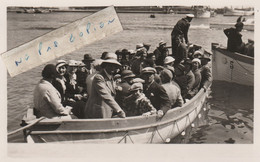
[159,40,166,49]
[67,60,78,74]
[129,82,143,96]
[164,56,175,66]
[101,51,108,59]
[160,69,173,84]
[193,50,203,59]
[143,43,151,52]
[121,70,136,84]
[235,22,244,32]
[186,14,194,22]
[82,54,95,70]
[175,64,185,76]
[141,67,156,84]
[56,60,67,76]
[115,49,122,61]
[136,43,144,50]
[77,61,86,72]
[183,59,192,73]
[42,64,58,81]
[92,59,103,72]
[192,58,201,70]
[200,55,211,66]
[101,53,121,75]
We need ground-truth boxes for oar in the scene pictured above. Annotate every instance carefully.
[7,116,46,136]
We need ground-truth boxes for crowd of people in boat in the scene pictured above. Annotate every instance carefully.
[33,14,212,119]
[224,16,254,57]
[33,40,212,119]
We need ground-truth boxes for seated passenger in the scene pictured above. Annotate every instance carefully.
[84,53,126,119]
[52,60,67,104]
[64,60,84,104]
[33,64,73,119]
[141,67,171,117]
[199,55,212,90]
[188,58,202,98]
[153,40,169,66]
[224,22,245,53]
[115,70,136,109]
[160,69,183,108]
[174,62,195,101]
[124,83,156,117]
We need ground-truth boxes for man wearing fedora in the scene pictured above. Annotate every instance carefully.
[84,53,126,119]
[171,14,194,59]
[141,67,171,117]
[153,40,169,66]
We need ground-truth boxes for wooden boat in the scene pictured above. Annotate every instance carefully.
[21,86,211,143]
[211,43,254,86]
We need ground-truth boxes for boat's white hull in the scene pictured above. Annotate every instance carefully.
[25,88,211,143]
[212,43,254,86]
[224,10,254,16]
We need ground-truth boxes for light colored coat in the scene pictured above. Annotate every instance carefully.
[33,79,68,118]
[84,70,122,118]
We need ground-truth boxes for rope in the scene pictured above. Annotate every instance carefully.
[118,132,134,144]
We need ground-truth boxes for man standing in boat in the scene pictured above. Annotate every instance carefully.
[171,14,194,58]
[84,53,126,119]
[223,21,245,53]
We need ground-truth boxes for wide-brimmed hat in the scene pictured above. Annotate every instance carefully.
[77,61,86,67]
[129,82,143,91]
[101,53,121,66]
[141,67,156,75]
[159,40,166,46]
[186,14,194,18]
[68,60,78,66]
[56,60,67,70]
[136,43,144,49]
[192,58,201,65]
[121,70,135,79]
[164,56,175,65]
[193,50,203,58]
[82,54,95,62]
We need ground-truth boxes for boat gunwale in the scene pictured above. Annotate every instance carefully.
[27,86,210,135]
[211,43,254,65]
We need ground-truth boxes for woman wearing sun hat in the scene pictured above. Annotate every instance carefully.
[84,53,126,119]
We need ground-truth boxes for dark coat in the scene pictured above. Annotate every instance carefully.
[224,27,243,52]
[143,81,171,114]
[171,18,190,56]
[84,70,122,118]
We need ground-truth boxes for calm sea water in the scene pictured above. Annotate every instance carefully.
[7,11,254,143]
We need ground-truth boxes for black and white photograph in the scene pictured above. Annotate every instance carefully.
[0,0,259,161]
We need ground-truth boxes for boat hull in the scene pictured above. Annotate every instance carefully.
[224,10,254,16]
[24,88,211,143]
[210,23,254,31]
[212,43,254,86]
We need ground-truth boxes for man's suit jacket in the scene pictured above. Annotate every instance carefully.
[84,70,122,118]
[143,81,171,114]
